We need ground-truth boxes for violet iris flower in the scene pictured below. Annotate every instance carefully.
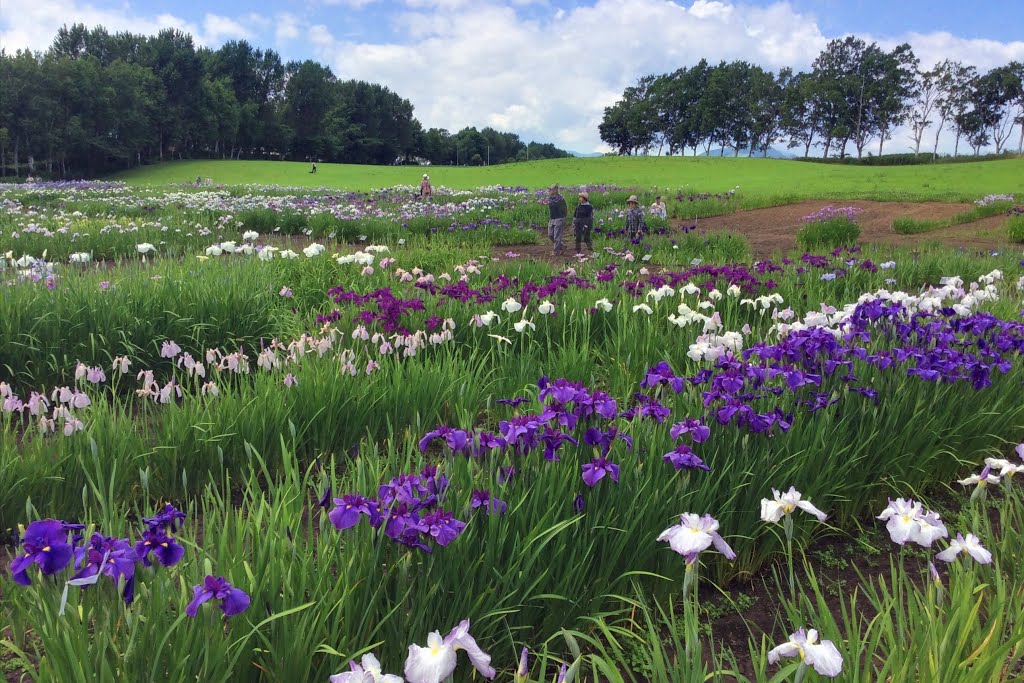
[670,418,710,443]
[541,429,579,461]
[663,444,711,472]
[9,520,74,585]
[185,575,250,618]
[421,509,466,546]
[72,533,139,604]
[134,528,185,567]
[418,425,470,454]
[470,490,507,516]
[328,494,379,531]
[582,457,620,487]
[143,504,186,532]
[641,361,685,394]
[584,426,633,456]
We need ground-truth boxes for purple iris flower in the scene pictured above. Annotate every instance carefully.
[421,509,466,546]
[9,520,74,585]
[541,403,579,431]
[539,377,583,405]
[670,418,710,443]
[143,504,186,532]
[641,361,685,394]
[573,494,585,513]
[663,444,711,472]
[185,576,250,618]
[328,494,377,531]
[134,528,185,567]
[541,429,579,461]
[582,457,620,487]
[583,426,633,457]
[497,397,530,408]
[470,490,507,516]
[591,392,619,420]
[418,425,470,454]
[420,464,449,497]
[72,533,139,604]
[384,504,428,543]
[318,486,333,509]
[498,466,517,484]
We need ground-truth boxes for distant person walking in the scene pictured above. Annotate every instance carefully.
[649,195,667,219]
[420,174,433,200]
[310,162,317,174]
[573,191,594,254]
[625,195,647,241]
[547,184,568,256]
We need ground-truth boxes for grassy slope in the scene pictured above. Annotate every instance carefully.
[111,156,1024,202]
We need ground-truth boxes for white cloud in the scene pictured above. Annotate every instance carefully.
[201,14,253,44]
[274,13,301,44]
[0,0,264,53]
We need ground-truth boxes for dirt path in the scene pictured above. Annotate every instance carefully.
[685,200,1016,258]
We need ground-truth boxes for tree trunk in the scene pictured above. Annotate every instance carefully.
[14,136,19,176]
[954,132,960,157]
[879,134,885,157]
[1018,122,1023,154]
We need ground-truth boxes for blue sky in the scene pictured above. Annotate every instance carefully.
[3,0,1023,152]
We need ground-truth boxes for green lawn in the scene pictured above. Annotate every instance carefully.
[111,156,1024,202]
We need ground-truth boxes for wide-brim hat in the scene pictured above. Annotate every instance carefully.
[626,195,639,204]
[423,174,429,179]
[579,191,589,200]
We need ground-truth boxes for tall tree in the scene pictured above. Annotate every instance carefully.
[908,61,944,156]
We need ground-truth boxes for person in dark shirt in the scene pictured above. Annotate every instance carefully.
[573,191,594,254]
[624,195,646,241]
[547,184,568,255]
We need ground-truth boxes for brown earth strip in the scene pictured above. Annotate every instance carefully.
[684,200,1018,258]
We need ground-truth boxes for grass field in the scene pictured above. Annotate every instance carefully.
[111,156,1024,203]
[4,174,1024,681]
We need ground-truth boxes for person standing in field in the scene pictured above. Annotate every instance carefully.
[420,174,433,200]
[649,195,667,219]
[625,195,647,241]
[547,184,568,256]
[573,191,594,254]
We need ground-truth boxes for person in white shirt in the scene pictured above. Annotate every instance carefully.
[649,196,667,219]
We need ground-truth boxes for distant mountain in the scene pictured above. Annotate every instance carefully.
[699,147,794,159]
[568,150,604,158]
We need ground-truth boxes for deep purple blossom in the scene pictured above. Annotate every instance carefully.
[135,529,185,567]
[582,457,620,487]
[72,533,139,604]
[583,425,633,456]
[9,520,74,585]
[663,444,712,472]
[669,418,711,443]
[143,504,186,533]
[185,576,250,618]
[470,490,507,516]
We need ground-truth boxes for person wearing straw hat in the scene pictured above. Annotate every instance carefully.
[572,190,594,254]
[624,195,647,241]
[547,184,568,256]
[420,173,433,200]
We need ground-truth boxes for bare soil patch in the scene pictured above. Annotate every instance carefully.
[683,200,1016,258]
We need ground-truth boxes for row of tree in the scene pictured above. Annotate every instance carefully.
[599,37,1024,159]
[0,24,569,177]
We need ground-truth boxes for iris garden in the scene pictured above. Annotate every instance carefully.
[2,179,1024,682]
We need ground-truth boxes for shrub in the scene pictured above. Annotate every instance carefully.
[892,217,945,234]
[796,206,862,250]
[1008,215,1024,243]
